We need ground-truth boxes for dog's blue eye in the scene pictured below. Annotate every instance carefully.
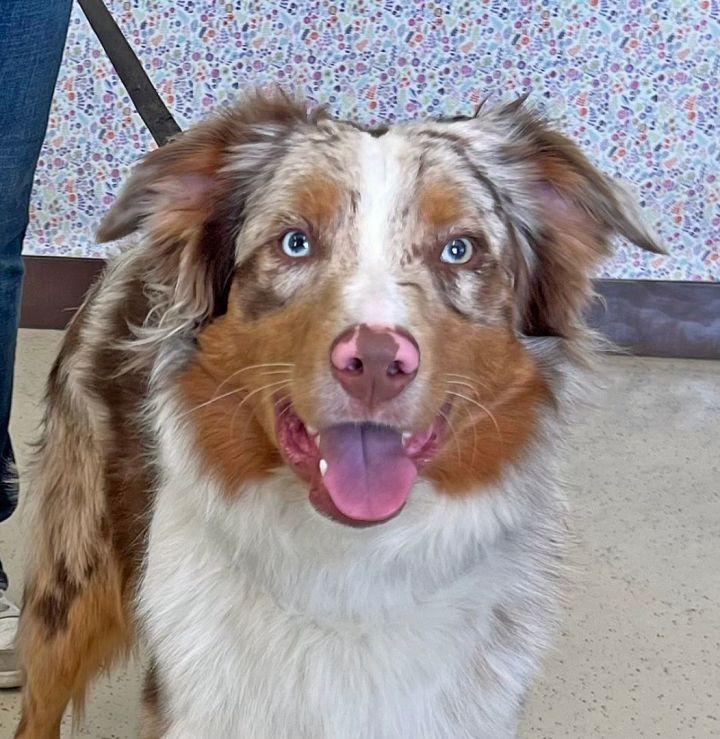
[440,238,473,265]
[281,230,312,258]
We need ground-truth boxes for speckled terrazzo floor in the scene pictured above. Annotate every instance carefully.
[0,329,717,738]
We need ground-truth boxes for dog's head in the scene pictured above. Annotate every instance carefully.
[100,92,662,526]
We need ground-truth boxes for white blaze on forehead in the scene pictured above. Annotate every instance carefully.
[342,131,410,328]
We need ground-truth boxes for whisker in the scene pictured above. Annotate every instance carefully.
[274,389,319,430]
[445,390,502,440]
[212,362,295,397]
[182,378,292,418]
[469,406,478,462]
[234,379,293,408]
[438,409,462,466]
[256,370,294,377]
[274,387,310,417]
[233,362,295,371]
[228,380,293,438]
[445,372,492,393]
[445,383,481,459]
[230,380,290,436]
[229,387,301,441]
[276,405,294,423]
[445,379,481,396]
[445,400,479,464]
[445,372,476,381]
[180,387,246,418]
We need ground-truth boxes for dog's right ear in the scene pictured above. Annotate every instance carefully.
[96,145,219,245]
[97,92,312,244]
[96,91,316,326]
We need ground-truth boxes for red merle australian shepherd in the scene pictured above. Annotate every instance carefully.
[16,93,661,738]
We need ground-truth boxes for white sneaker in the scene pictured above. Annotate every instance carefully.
[0,592,23,688]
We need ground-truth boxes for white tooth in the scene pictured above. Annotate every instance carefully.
[402,431,412,443]
[307,425,318,436]
[319,459,328,477]
[315,434,321,448]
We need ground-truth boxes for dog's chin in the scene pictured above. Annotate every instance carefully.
[275,400,448,527]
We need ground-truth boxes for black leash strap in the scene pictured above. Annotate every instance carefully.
[77,0,182,146]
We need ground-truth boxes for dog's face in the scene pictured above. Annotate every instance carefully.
[99,94,661,526]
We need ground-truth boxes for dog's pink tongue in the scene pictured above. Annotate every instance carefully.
[319,424,417,522]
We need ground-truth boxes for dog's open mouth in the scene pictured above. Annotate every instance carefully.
[276,402,447,526]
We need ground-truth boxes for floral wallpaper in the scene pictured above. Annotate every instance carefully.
[26,0,720,280]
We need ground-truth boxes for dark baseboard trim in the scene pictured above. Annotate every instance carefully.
[21,256,105,330]
[19,255,719,359]
[587,279,720,360]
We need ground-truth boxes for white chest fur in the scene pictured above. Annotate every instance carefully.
[139,414,566,738]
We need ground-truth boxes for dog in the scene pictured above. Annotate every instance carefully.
[16,92,662,738]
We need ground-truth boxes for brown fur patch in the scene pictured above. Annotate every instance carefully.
[175,283,343,495]
[290,175,342,232]
[418,181,470,231]
[17,562,131,738]
[176,322,282,493]
[139,661,168,739]
[33,559,81,634]
[423,319,550,495]
[84,278,157,586]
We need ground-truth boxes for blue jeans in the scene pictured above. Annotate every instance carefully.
[0,1,72,589]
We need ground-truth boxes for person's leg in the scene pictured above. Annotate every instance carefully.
[0,0,73,689]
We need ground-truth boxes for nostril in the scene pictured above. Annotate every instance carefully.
[330,324,420,404]
[390,333,420,376]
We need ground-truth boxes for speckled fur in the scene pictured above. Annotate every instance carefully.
[16,92,661,739]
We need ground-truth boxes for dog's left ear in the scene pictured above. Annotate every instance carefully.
[477,100,665,338]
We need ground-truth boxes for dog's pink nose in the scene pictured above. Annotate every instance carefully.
[330,324,420,406]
